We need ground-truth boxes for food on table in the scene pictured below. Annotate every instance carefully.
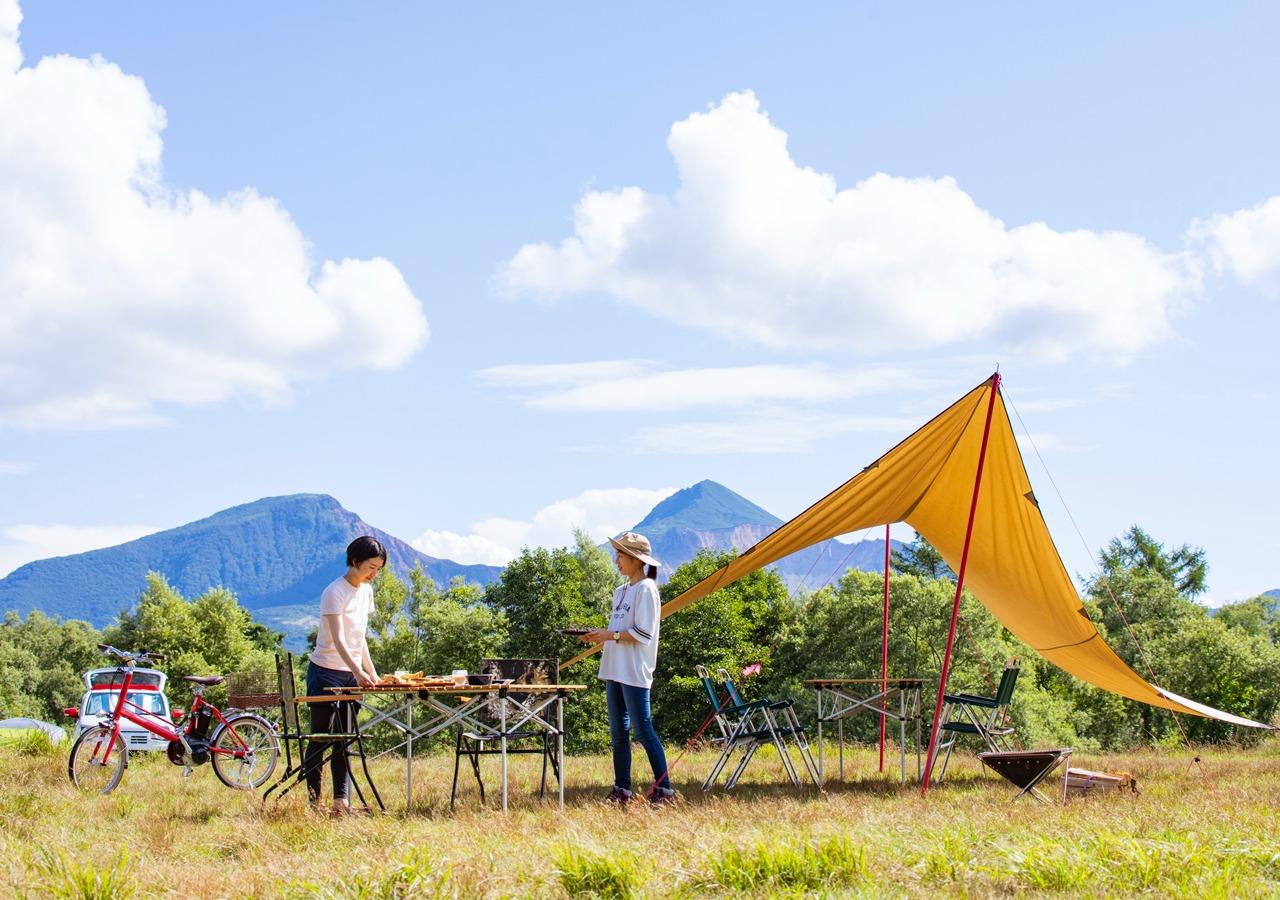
[377,672,455,687]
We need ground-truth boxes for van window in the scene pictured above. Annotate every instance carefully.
[85,691,167,717]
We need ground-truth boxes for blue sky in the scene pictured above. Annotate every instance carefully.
[1,2,1277,604]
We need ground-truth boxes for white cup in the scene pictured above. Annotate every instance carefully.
[451,669,468,686]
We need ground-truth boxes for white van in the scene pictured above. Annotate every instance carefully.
[64,667,178,752]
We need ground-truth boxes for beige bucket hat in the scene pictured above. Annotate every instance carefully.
[608,531,660,568]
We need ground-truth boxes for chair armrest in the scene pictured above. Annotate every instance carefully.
[944,693,998,707]
[728,699,776,713]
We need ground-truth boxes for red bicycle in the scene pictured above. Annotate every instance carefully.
[67,644,279,794]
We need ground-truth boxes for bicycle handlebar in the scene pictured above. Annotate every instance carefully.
[97,643,165,663]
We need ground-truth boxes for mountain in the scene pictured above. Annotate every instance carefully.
[0,494,501,630]
[1266,589,1280,600]
[631,479,900,589]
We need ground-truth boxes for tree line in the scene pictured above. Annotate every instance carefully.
[2,525,1277,752]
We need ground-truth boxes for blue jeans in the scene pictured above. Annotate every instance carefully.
[605,680,670,792]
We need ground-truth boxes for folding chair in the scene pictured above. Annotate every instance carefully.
[935,660,1019,781]
[718,668,820,787]
[261,652,383,811]
[696,665,816,791]
[978,748,1073,804]
[450,658,560,808]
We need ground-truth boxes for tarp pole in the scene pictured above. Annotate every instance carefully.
[880,523,890,772]
[920,373,1001,795]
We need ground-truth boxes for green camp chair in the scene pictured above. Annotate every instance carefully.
[935,660,1019,780]
[716,667,819,788]
[697,665,813,790]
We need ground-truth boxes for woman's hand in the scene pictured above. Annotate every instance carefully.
[581,628,610,645]
[355,671,378,689]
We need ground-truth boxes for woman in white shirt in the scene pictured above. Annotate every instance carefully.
[581,531,675,805]
[304,535,384,815]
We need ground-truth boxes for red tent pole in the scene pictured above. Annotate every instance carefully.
[880,523,890,772]
[920,373,1001,795]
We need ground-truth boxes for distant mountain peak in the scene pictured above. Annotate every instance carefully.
[634,480,782,535]
[0,494,500,631]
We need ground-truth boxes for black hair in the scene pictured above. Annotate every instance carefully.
[346,535,388,568]
[644,563,659,580]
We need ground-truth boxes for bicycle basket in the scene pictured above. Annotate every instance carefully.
[227,671,279,709]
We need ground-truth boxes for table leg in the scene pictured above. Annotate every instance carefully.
[838,715,844,781]
[816,688,824,787]
[899,687,907,784]
[1062,750,1071,805]
[557,692,565,810]
[500,695,509,813]
[917,687,923,780]
[406,700,413,811]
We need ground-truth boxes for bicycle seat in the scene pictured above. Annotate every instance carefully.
[182,675,225,686]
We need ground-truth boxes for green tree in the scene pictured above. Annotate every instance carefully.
[0,610,102,722]
[1096,525,1208,599]
[410,571,508,677]
[102,573,276,708]
[654,550,795,742]
[1214,595,1280,646]
[574,528,622,617]
[890,534,953,580]
[366,566,416,674]
[484,546,610,750]
[486,547,594,665]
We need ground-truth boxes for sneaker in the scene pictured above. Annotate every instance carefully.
[604,785,634,805]
[649,787,678,806]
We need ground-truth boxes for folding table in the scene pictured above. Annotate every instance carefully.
[805,678,924,784]
[325,682,585,812]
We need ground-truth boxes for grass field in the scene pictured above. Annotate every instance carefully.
[1,735,1277,898]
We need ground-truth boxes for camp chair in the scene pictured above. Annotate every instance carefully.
[696,665,815,791]
[718,667,820,787]
[261,652,383,811]
[935,660,1019,781]
[450,658,560,808]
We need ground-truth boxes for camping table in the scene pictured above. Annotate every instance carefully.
[804,678,924,785]
[326,683,585,812]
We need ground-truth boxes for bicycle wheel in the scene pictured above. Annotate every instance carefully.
[68,725,127,794]
[211,714,279,790]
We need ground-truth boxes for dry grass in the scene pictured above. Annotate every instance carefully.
[2,736,1278,898]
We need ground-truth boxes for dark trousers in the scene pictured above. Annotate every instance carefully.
[304,662,357,801]
[605,679,670,792]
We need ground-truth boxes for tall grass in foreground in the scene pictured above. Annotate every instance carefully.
[0,740,1276,897]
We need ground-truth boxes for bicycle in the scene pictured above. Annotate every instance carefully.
[67,643,280,794]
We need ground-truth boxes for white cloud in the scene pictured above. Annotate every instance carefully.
[0,0,428,429]
[635,409,914,455]
[0,459,29,474]
[411,486,675,566]
[1190,195,1280,295]
[500,90,1197,361]
[477,360,658,389]
[0,522,157,577]
[477,360,945,412]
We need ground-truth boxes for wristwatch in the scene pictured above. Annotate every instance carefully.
[612,631,621,642]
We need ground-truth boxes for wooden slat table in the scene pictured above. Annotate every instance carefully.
[326,682,586,812]
[803,678,924,785]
